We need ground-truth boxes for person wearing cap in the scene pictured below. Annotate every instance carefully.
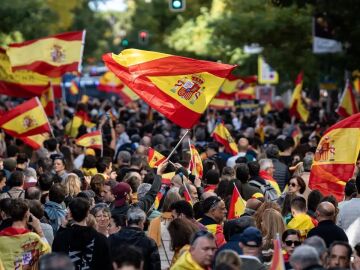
[111,162,166,220]
[239,227,266,270]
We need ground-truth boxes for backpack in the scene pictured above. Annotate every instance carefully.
[249,180,279,202]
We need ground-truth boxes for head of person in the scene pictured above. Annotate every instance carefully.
[117,150,131,167]
[112,182,132,207]
[247,161,260,178]
[0,198,12,220]
[302,154,313,172]
[307,189,324,213]
[290,245,320,270]
[206,142,219,158]
[261,208,286,246]
[315,201,335,222]
[53,156,66,174]
[168,218,200,252]
[48,183,66,204]
[27,199,45,221]
[328,241,352,269]
[162,189,181,212]
[124,174,141,195]
[130,155,143,170]
[64,173,81,197]
[288,176,306,195]
[239,227,263,257]
[353,243,360,270]
[0,170,6,191]
[91,204,111,230]
[112,245,144,270]
[290,196,307,216]
[44,138,58,153]
[265,144,280,159]
[96,157,112,174]
[202,196,227,224]
[69,197,90,223]
[223,216,255,241]
[259,158,275,176]
[25,186,41,200]
[37,158,53,175]
[221,166,235,181]
[205,169,220,186]
[281,192,298,217]
[190,230,217,268]
[39,252,75,270]
[170,200,194,220]
[127,207,146,230]
[179,183,198,203]
[103,182,115,203]
[16,153,29,169]
[109,215,126,235]
[238,137,249,152]
[254,201,281,229]
[8,171,24,188]
[344,179,357,200]
[90,174,105,197]
[282,229,301,256]
[8,198,29,224]
[235,163,250,183]
[37,173,54,192]
[215,250,242,270]
[115,122,126,134]
[303,236,327,265]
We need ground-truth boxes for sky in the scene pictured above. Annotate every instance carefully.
[90,0,127,12]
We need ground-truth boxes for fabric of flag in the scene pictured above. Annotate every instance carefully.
[147,147,166,168]
[228,185,246,220]
[212,123,239,155]
[40,87,55,117]
[76,130,102,150]
[291,125,302,146]
[51,77,62,98]
[221,74,257,94]
[269,237,286,270]
[289,72,309,122]
[7,31,86,77]
[0,97,51,138]
[65,111,95,138]
[0,48,50,98]
[154,185,167,210]
[235,86,256,100]
[354,78,360,93]
[20,133,50,150]
[118,85,139,105]
[336,80,359,118]
[70,81,79,95]
[189,144,203,178]
[210,92,235,109]
[103,49,236,128]
[162,172,175,186]
[183,188,193,206]
[309,113,360,201]
[98,71,124,93]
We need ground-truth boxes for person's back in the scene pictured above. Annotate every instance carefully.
[287,197,315,239]
[44,183,67,234]
[0,171,25,200]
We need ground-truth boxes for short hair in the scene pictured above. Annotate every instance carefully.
[224,216,255,241]
[202,196,222,214]
[205,169,220,185]
[112,245,143,269]
[235,163,250,183]
[130,155,142,167]
[248,161,260,177]
[28,199,45,219]
[111,214,127,227]
[25,186,41,200]
[303,236,327,258]
[96,157,112,173]
[170,200,194,219]
[127,207,146,225]
[329,241,352,262]
[16,153,29,165]
[125,175,141,193]
[259,159,273,171]
[282,229,301,242]
[48,183,66,204]
[307,189,323,212]
[69,197,90,222]
[0,198,12,216]
[44,138,58,152]
[303,155,313,172]
[344,180,357,197]
[162,189,181,212]
[82,155,97,169]
[37,173,54,191]
[7,145,19,157]
[90,174,105,196]
[215,250,242,269]
[37,158,54,174]
[291,196,307,212]
[292,176,306,194]
[117,151,131,164]
[168,218,200,251]
[8,171,24,188]
[190,230,215,246]
[90,204,111,218]
[290,245,320,269]
[39,252,75,270]
[9,198,28,222]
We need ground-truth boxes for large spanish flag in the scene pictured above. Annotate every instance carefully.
[189,143,203,179]
[103,49,236,128]
[7,31,86,77]
[228,184,245,220]
[309,113,360,201]
[336,80,359,118]
[289,72,309,122]
[0,97,51,137]
[0,48,50,97]
[40,87,55,117]
[20,133,50,150]
[76,130,103,149]
[212,123,239,156]
[147,147,166,168]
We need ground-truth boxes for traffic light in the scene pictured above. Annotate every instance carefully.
[138,30,149,46]
[121,38,129,47]
[169,0,185,12]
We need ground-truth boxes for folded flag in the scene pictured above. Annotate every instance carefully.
[212,122,239,155]
[40,87,55,117]
[0,97,51,138]
[336,80,359,118]
[76,130,103,150]
[7,31,86,77]
[103,49,236,128]
[290,72,309,122]
[189,142,203,179]
[309,113,360,200]
[20,133,50,150]
[147,147,166,168]
[228,184,245,220]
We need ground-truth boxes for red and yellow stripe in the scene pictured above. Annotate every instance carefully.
[76,130,102,149]
[289,72,309,122]
[40,87,55,117]
[336,81,359,118]
[20,133,50,150]
[148,147,166,168]
[212,123,238,156]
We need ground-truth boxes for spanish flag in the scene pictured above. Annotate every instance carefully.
[118,85,139,105]
[183,186,193,206]
[220,74,257,95]
[76,130,103,150]
[228,184,245,220]
[148,147,166,168]
[269,237,286,270]
[189,143,203,179]
[0,48,50,98]
[235,85,256,100]
[51,77,62,98]
[40,87,55,117]
[336,80,359,118]
[70,81,79,95]
[212,123,239,156]
[210,92,235,110]
[289,72,309,122]
[0,97,51,138]
[162,172,175,186]
[20,133,50,150]
[354,78,360,93]
[103,49,236,128]
[7,31,86,77]
[309,113,360,201]
[98,71,124,94]
[65,111,95,138]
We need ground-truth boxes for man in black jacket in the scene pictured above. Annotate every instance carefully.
[52,197,112,270]
[307,201,348,247]
[109,207,160,270]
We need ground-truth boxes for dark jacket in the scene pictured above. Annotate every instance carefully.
[303,265,325,270]
[239,182,262,201]
[109,226,160,270]
[52,224,112,270]
[216,233,243,255]
[111,174,162,219]
[271,158,290,191]
[239,256,266,270]
[307,220,348,247]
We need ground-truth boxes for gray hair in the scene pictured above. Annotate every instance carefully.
[39,252,74,270]
[137,183,151,200]
[303,155,313,172]
[303,236,327,258]
[127,207,146,225]
[290,245,320,270]
[259,159,273,171]
[117,151,131,164]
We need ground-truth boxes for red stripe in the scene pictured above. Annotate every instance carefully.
[295,71,303,85]
[97,84,124,94]
[349,84,359,114]
[0,98,38,125]
[336,106,350,118]
[212,133,237,155]
[44,101,55,117]
[76,130,101,141]
[9,31,84,48]
[2,123,51,138]
[12,62,79,78]
[0,81,49,97]
[53,84,62,98]
[289,99,302,120]
[324,113,360,135]
[20,137,42,150]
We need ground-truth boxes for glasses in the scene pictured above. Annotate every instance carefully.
[191,230,213,245]
[285,240,301,247]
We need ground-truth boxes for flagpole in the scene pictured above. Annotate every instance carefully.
[166,129,190,162]
[187,138,192,171]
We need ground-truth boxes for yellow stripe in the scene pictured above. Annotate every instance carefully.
[210,98,234,107]
[7,39,82,67]
[111,49,170,67]
[77,135,102,147]
[2,106,48,133]
[147,72,224,113]
[221,78,240,94]
[122,86,139,100]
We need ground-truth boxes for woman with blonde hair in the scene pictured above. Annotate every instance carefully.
[64,173,81,206]
[90,204,111,237]
[260,208,286,265]
[215,250,242,269]
[254,201,281,229]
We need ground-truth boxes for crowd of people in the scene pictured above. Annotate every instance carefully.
[0,96,360,270]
